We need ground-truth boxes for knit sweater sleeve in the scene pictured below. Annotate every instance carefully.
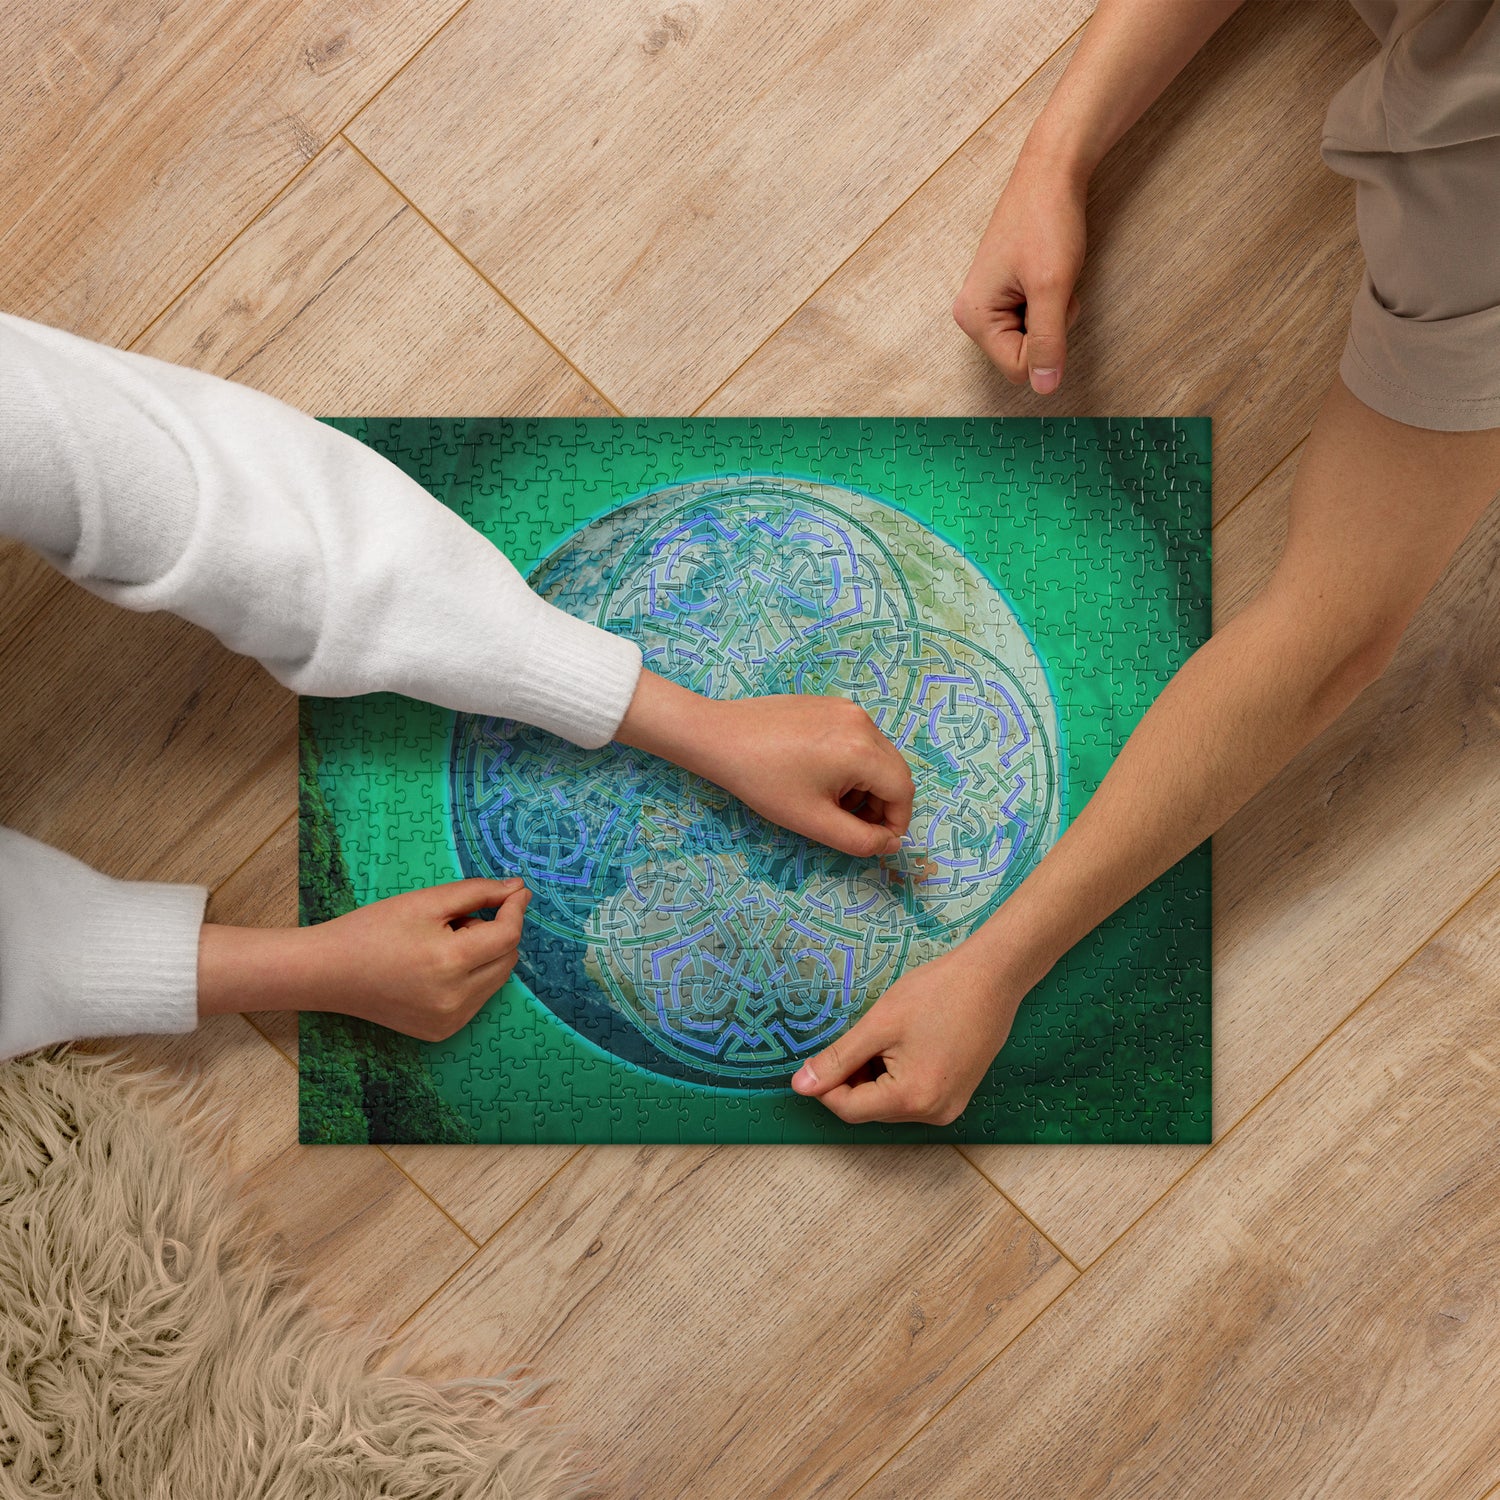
[0,829,206,1056]
[0,312,643,1056]
[0,313,642,738]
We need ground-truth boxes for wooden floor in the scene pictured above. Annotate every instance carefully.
[4,2,1498,1494]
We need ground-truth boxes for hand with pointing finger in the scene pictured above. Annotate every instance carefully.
[790,943,1023,1126]
[951,149,1085,396]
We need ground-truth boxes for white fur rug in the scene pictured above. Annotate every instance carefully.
[0,1047,592,1498]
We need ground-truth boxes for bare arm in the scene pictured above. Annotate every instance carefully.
[952,0,1246,391]
[1027,0,1248,181]
[794,379,1500,1123]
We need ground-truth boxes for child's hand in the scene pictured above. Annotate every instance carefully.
[199,877,531,1040]
[951,151,1086,395]
[617,672,914,857]
[788,944,1021,1125]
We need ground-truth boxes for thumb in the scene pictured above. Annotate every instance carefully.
[463,885,530,968]
[791,1012,888,1096]
[1023,284,1072,395]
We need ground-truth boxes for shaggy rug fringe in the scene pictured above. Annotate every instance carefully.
[0,1047,594,1499]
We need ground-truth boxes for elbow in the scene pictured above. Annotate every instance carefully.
[1308,614,1407,722]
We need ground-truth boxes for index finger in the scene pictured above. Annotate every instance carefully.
[456,886,530,969]
[425,876,524,919]
[860,741,914,841]
[818,1071,907,1125]
[974,310,1027,385]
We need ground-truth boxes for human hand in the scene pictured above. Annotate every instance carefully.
[788,944,1022,1125]
[951,150,1086,394]
[693,694,915,856]
[616,672,914,857]
[198,877,531,1041]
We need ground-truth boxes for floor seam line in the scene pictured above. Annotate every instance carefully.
[841,865,1500,1496]
[688,16,1090,416]
[377,1147,482,1249]
[209,807,296,903]
[953,1146,1082,1274]
[338,136,626,415]
[387,1147,589,1341]
[125,0,477,354]
[1043,862,1500,1274]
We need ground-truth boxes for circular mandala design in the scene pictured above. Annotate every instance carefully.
[450,478,1063,1087]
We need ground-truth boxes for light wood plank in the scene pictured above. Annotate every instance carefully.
[90,1014,478,1336]
[136,139,610,415]
[970,453,1500,1264]
[385,1144,581,1245]
[0,0,463,344]
[0,579,292,889]
[403,1145,1074,1496]
[860,875,1500,1500]
[349,0,1092,411]
[211,813,299,928]
[703,0,1376,517]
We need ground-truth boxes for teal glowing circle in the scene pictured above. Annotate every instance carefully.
[449,477,1063,1087]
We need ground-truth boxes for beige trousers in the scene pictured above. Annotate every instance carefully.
[1322,0,1500,430]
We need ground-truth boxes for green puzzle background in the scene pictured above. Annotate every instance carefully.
[300,417,1211,1145]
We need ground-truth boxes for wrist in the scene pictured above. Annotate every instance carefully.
[955,898,1062,1002]
[614,669,727,781]
[197,923,322,1019]
[1016,113,1099,193]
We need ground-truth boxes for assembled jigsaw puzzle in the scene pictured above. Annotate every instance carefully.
[298,417,1211,1145]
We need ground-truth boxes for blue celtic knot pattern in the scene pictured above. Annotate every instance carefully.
[450,478,1063,1086]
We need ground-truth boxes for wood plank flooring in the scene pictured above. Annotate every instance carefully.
[6,2,1496,1495]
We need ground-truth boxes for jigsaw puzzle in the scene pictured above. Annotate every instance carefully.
[298,417,1211,1145]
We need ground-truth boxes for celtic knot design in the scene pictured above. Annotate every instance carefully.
[450,478,1063,1086]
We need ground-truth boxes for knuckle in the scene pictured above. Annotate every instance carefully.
[1028,268,1068,297]
[907,1081,943,1118]
[843,733,873,764]
[427,936,463,976]
[419,973,469,1021]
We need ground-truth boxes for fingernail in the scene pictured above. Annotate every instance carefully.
[1031,368,1060,395]
[791,1064,816,1092]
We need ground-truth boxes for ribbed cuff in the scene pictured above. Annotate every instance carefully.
[69,875,208,1040]
[507,597,644,749]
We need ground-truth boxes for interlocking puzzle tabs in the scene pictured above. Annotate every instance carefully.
[298,417,1210,1146]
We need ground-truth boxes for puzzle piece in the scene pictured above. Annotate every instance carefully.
[301,417,1211,1146]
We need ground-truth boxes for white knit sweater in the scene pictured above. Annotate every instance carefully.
[0,313,643,1058]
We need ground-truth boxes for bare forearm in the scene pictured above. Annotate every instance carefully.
[965,379,1500,999]
[1025,0,1247,182]
[965,592,1370,993]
